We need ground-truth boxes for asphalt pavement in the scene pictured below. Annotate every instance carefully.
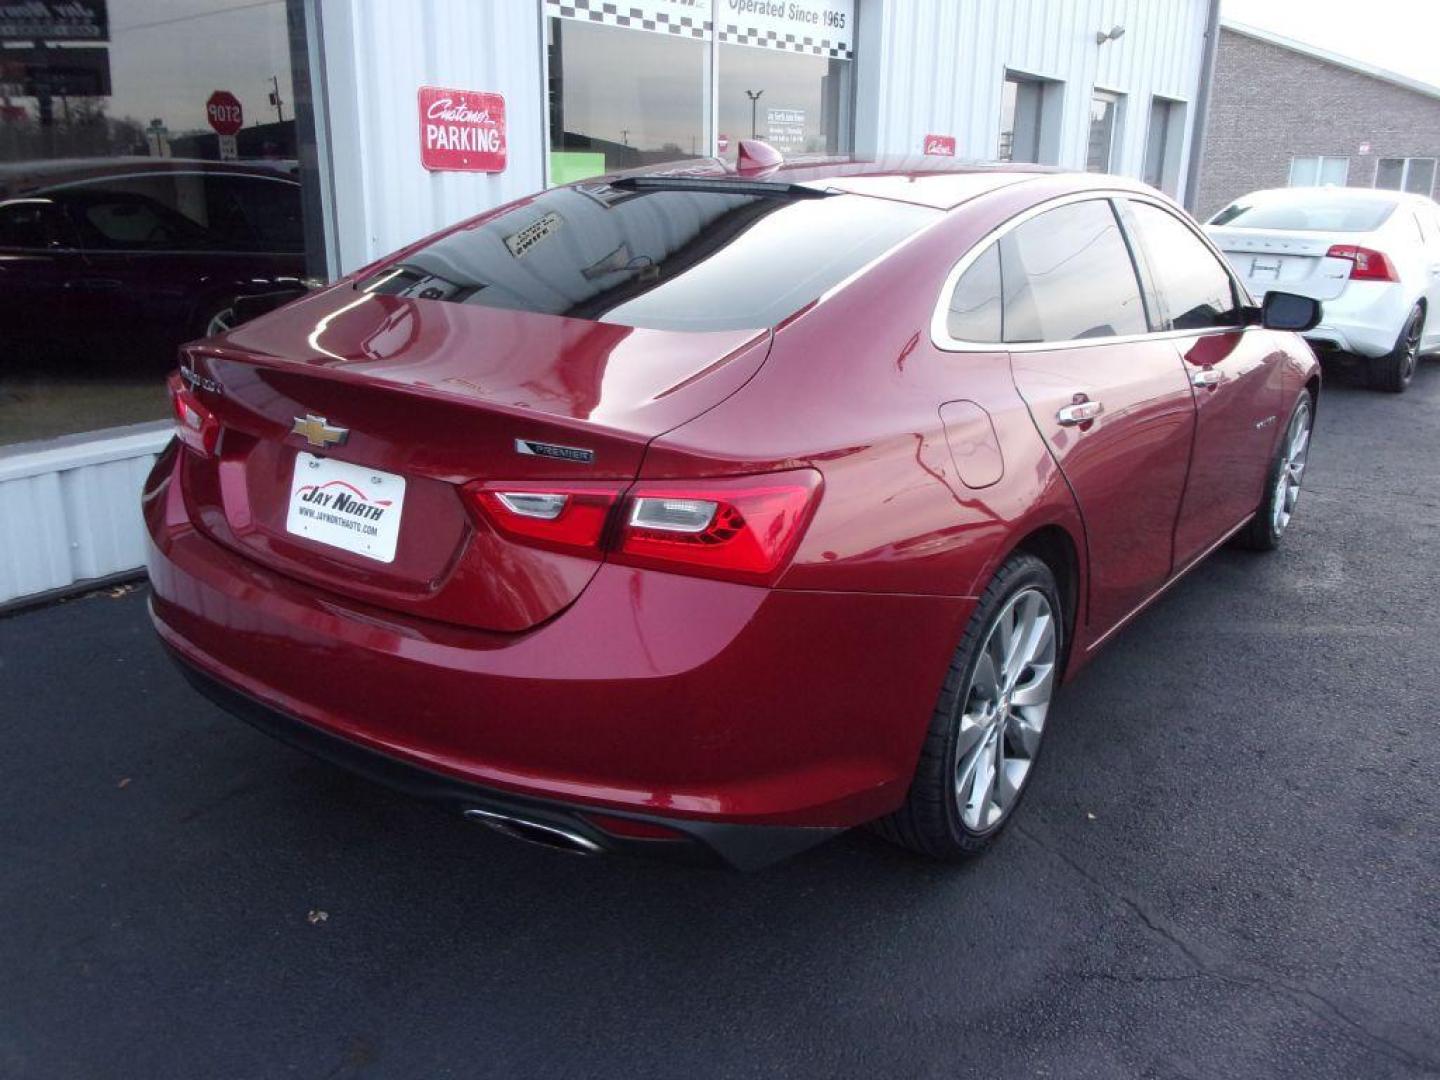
[3,360,1439,1079]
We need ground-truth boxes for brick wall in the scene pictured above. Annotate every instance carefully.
[1195,27,1440,219]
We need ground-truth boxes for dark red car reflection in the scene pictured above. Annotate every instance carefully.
[144,153,1321,868]
[0,158,309,355]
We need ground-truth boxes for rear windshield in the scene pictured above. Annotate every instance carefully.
[357,182,936,332]
[1209,196,1397,232]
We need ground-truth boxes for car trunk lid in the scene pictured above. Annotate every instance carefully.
[1207,227,1354,301]
[175,287,770,632]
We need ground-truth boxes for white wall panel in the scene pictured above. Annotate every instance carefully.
[318,0,546,273]
[864,0,1210,199]
[0,424,170,606]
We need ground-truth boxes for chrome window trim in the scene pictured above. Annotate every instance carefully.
[929,188,1257,354]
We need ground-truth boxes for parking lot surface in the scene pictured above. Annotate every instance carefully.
[3,362,1439,1079]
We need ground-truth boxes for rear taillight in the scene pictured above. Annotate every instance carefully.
[468,481,622,555]
[464,470,822,585]
[1326,244,1398,282]
[166,372,220,456]
[613,473,822,585]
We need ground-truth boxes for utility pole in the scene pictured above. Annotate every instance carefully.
[268,75,285,123]
[745,89,763,139]
[620,128,629,146]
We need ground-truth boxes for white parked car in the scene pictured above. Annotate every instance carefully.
[1206,187,1440,392]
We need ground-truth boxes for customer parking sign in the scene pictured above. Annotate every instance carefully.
[418,86,507,173]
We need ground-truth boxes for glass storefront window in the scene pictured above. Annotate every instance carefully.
[547,18,706,185]
[715,45,850,159]
[0,0,317,447]
[545,2,855,183]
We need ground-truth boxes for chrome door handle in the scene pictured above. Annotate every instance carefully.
[1056,400,1103,426]
[1192,367,1224,388]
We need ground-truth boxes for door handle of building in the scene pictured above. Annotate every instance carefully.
[1192,367,1224,388]
[1056,400,1103,426]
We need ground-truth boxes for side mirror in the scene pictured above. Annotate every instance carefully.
[1260,291,1322,333]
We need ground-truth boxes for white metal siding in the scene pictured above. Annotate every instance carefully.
[318,0,546,274]
[0,425,170,606]
[865,0,1210,199]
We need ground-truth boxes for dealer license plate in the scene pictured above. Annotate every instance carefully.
[285,452,406,563]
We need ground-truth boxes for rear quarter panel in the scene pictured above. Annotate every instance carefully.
[642,176,1092,613]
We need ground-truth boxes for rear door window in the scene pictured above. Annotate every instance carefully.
[358,183,938,332]
[54,175,216,251]
[1125,202,1241,331]
[945,243,1003,342]
[69,192,211,250]
[204,175,304,252]
[999,199,1148,343]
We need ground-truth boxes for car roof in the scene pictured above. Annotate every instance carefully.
[610,154,1145,211]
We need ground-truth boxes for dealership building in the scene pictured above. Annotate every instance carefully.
[0,0,1219,607]
[1195,19,1440,220]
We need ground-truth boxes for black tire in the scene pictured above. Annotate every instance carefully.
[1366,304,1424,393]
[871,552,1063,859]
[1236,393,1313,551]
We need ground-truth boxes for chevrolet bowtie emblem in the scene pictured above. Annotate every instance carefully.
[291,414,349,449]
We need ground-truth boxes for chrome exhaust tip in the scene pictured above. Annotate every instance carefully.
[463,807,603,856]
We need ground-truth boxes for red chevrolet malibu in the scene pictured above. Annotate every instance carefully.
[145,153,1321,868]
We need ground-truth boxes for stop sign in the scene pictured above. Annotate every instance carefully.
[206,90,243,136]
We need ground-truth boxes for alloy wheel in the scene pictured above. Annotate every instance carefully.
[205,306,238,337]
[954,587,1057,832]
[1401,309,1423,382]
[1271,398,1312,536]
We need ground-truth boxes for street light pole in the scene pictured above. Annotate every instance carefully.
[745,89,763,139]
[269,75,285,123]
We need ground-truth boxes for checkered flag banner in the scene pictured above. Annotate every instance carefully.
[545,1,855,59]
[545,1,712,39]
[716,22,851,59]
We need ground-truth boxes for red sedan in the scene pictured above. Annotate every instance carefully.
[145,155,1322,868]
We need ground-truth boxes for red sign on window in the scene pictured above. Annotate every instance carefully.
[923,134,956,157]
[418,86,506,173]
[206,90,243,136]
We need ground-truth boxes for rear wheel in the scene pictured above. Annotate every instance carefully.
[1366,304,1423,393]
[1236,393,1312,551]
[872,553,1062,859]
[193,297,240,340]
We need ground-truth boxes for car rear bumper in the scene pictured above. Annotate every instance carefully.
[1304,282,1411,358]
[144,444,971,861]
[165,649,842,869]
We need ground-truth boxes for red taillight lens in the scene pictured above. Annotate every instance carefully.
[166,371,220,456]
[463,470,822,583]
[1326,244,1398,282]
[613,470,822,585]
[467,481,623,555]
